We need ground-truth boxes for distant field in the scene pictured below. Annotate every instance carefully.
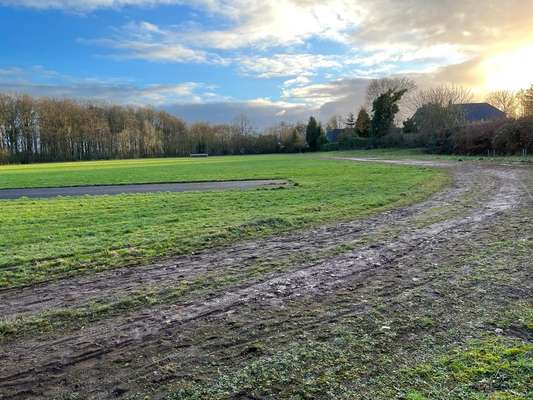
[0,154,448,288]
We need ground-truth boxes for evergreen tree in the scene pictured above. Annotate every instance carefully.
[371,89,407,137]
[317,123,326,146]
[355,108,371,137]
[305,116,323,151]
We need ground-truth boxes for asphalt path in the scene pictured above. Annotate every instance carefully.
[0,179,290,199]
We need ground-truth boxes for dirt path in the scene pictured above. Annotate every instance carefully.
[0,179,290,199]
[330,156,455,168]
[0,159,531,399]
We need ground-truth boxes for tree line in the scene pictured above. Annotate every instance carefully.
[321,81,533,155]
[2,82,532,163]
[0,94,307,164]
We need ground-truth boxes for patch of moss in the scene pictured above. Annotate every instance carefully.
[404,337,532,400]
[165,333,532,400]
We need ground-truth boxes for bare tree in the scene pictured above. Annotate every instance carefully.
[517,85,533,117]
[0,92,312,164]
[326,115,343,130]
[366,77,417,124]
[0,93,190,163]
[485,90,519,118]
[232,114,254,136]
[268,122,306,152]
[345,112,356,129]
[365,77,417,108]
[408,84,473,113]
[404,85,474,139]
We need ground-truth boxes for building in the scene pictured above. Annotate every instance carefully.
[325,128,345,143]
[456,103,506,122]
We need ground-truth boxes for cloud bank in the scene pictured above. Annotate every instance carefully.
[1,0,532,126]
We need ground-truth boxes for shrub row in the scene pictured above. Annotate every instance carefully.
[431,117,533,155]
[327,117,533,156]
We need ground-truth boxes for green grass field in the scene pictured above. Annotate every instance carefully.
[0,154,448,288]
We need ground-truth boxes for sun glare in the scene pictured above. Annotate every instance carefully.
[483,46,533,91]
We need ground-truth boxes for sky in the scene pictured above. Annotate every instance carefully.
[0,0,532,128]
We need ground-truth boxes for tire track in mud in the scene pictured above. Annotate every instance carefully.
[0,160,530,399]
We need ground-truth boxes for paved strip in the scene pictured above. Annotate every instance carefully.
[0,179,290,199]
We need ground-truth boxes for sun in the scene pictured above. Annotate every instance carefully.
[483,46,533,91]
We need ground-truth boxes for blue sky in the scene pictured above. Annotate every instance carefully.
[0,1,532,127]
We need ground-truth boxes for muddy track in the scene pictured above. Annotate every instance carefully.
[0,159,531,399]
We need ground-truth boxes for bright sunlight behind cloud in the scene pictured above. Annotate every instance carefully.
[0,0,532,125]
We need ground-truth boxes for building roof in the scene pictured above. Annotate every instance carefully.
[326,128,344,143]
[457,103,506,122]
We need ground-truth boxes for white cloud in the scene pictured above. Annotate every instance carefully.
[346,43,472,69]
[237,54,341,78]
[76,0,533,88]
[164,98,314,129]
[182,0,364,50]
[98,39,210,63]
[246,97,306,109]
[16,0,531,52]
[84,21,219,64]
[283,76,311,88]
[0,66,217,106]
[352,0,533,49]
[4,0,364,46]
[87,22,342,76]
[0,0,181,11]
[71,0,533,93]
[3,0,533,126]
[6,0,533,54]
[282,78,369,108]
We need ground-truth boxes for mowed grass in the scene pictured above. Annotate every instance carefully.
[0,154,448,288]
